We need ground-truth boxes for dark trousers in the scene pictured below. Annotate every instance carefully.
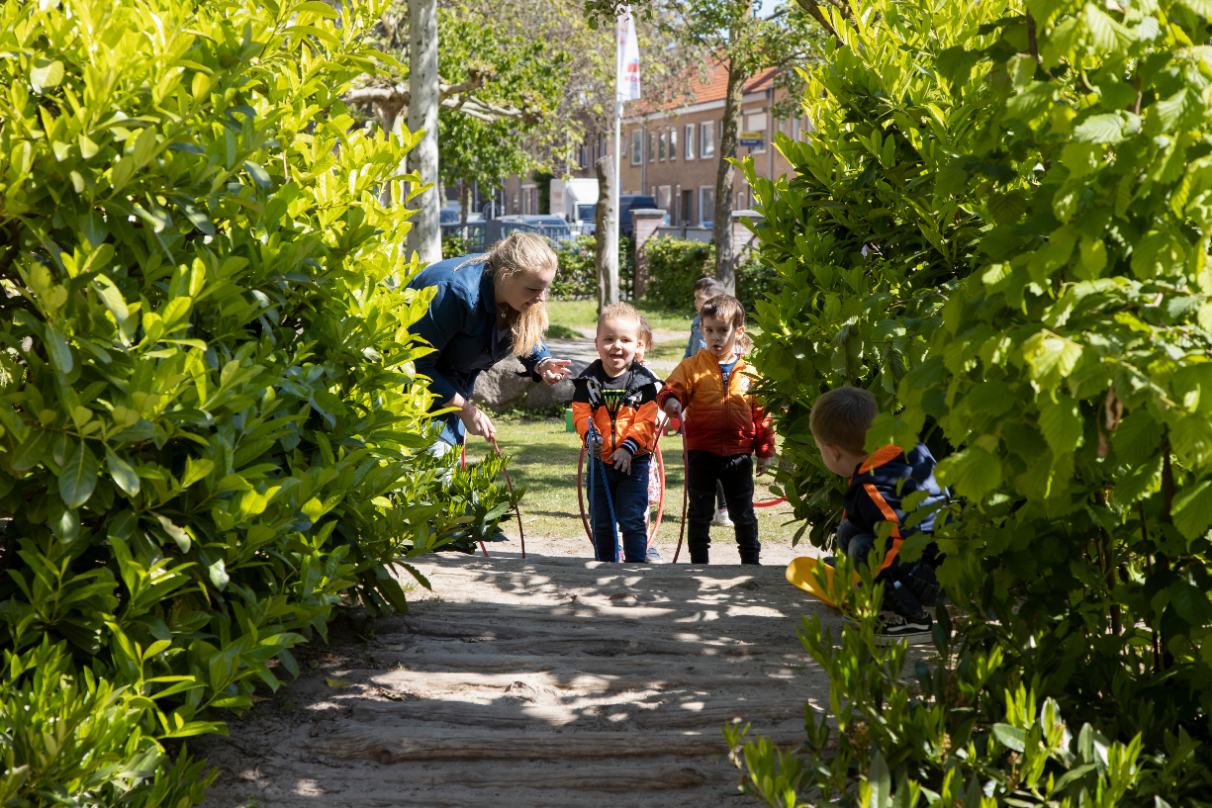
[686,451,760,564]
[589,453,650,563]
[835,519,940,619]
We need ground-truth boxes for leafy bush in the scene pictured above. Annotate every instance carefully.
[548,235,636,301]
[737,0,1212,803]
[0,0,510,803]
[641,237,776,312]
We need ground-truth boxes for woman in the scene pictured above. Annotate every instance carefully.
[408,232,572,449]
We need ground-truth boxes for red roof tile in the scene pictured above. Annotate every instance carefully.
[626,58,781,116]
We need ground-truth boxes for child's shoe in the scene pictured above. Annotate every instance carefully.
[712,509,734,527]
[645,546,663,564]
[873,610,933,646]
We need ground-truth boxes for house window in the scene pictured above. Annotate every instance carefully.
[699,186,714,227]
[746,112,767,154]
[659,131,666,161]
[649,132,656,163]
[657,185,672,212]
[685,124,695,160]
[631,130,642,165]
[669,127,677,161]
[700,121,715,158]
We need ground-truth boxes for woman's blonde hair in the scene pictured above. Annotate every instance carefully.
[488,233,558,358]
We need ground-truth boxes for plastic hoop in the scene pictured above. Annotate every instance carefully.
[577,443,665,549]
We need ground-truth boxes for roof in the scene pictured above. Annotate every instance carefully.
[626,58,781,117]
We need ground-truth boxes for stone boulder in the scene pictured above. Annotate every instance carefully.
[472,357,589,412]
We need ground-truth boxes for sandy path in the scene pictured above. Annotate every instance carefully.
[195,551,838,807]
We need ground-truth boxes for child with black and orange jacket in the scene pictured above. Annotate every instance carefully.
[572,303,661,563]
[659,295,775,564]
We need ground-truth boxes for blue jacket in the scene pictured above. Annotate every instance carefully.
[843,442,947,569]
[684,315,705,359]
[407,255,551,445]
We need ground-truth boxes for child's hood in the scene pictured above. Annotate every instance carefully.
[572,359,661,393]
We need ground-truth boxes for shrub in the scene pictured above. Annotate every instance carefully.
[0,0,510,803]
[548,235,636,301]
[642,237,776,312]
[737,0,1212,803]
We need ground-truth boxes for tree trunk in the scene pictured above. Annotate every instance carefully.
[460,180,470,243]
[406,0,442,265]
[594,155,619,312]
[712,41,748,294]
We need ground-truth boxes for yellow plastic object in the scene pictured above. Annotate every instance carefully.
[785,557,860,610]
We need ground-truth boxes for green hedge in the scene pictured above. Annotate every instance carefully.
[733,0,1212,804]
[641,237,777,313]
[0,0,510,804]
[548,236,636,301]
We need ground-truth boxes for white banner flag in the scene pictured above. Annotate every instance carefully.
[616,8,641,101]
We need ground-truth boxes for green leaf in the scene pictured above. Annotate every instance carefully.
[155,514,192,553]
[181,457,214,488]
[243,161,272,188]
[10,429,52,472]
[1071,113,1124,144]
[44,323,74,374]
[936,446,1003,501]
[30,58,65,92]
[1169,581,1212,626]
[992,723,1027,752]
[868,749,891,808]
[1172,479,1212,539]
[105,446,141,497]
[1039,394,1083,457]
[1112,411,1163,466]
[59,441,99,508]
[1022,331,1082,386]
[1172,415,1212,469]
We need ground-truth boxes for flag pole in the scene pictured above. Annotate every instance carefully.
[614,18,623,211]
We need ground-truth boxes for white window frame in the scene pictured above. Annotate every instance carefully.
[698,185,714,226]
[700,121,715,158]
[630,129,643,164]
[659,130,667,161]
[669,127,677,161]
[685,124,695,160]
[648,132,656,163]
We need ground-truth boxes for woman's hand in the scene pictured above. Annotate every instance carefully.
[537,358,573,385]
[459,400,496,442]
[610,448,633,475]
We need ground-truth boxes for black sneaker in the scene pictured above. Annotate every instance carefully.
[874,611,933,646]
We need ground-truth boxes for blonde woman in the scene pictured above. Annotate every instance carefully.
[408,233,572,449]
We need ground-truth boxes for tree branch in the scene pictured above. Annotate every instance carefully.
[794,0,842,45]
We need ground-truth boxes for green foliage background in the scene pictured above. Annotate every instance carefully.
[0,0,512,804]
[734,0,1212,804]
[642,237,777,312]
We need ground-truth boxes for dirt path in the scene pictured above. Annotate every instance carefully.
[195,552,838,807]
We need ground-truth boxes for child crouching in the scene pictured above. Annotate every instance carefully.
[810,386,948,644]
[572,303,661,563]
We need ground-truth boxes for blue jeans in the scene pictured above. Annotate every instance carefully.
[835,519,940,619]
[588,452,650,563]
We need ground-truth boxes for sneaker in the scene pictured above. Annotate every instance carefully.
[873,611,933,646]
[645,547,663,564]
[712,509,734,527]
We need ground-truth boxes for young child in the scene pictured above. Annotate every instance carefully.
[572,303,661,563]
[809,386,947,644]
[660,295,775,565]
[635,316,664,564]
[683,277,732,527]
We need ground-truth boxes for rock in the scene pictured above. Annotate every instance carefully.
[472,356,588,412]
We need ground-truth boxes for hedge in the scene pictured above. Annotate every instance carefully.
[0,0,510,804]
[641,237,777,314]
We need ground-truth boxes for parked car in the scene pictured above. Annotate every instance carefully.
[619,195,659,239]
[486,214,575,247]
[440,208,486,237]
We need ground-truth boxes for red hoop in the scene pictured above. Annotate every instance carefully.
[578,442,665,549]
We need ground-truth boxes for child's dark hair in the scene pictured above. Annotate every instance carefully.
[694,277,726,296]
[700,294,753,352]
[809,386,878,453]
[637,315,653,350]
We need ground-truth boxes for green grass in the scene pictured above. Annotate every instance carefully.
[644,339,688,363]
[465,413,801,557]
[547,300,696,333]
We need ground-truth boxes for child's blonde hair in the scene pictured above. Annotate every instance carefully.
[809,386,878,453]
[598,301,641,334]
[488,233,557,358]
[637,315,653,350]
[700,294,753,352]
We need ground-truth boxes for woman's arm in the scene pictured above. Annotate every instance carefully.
[409,283,466,404]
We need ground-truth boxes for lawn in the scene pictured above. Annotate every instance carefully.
[547,300,695,333]
[464,412,803,560]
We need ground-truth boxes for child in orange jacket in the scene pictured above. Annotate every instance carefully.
[659,295,775,564]
[573,303,661,563]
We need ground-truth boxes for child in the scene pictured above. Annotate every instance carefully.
[572,303,661,563]
[660,295,775,565]
[683,277,732,527]
[635,316,664,564]
[809,385,947,645]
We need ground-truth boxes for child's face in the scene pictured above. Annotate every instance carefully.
[596,316,640,375]
[701,315,742,359]
[694,289,711,314]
